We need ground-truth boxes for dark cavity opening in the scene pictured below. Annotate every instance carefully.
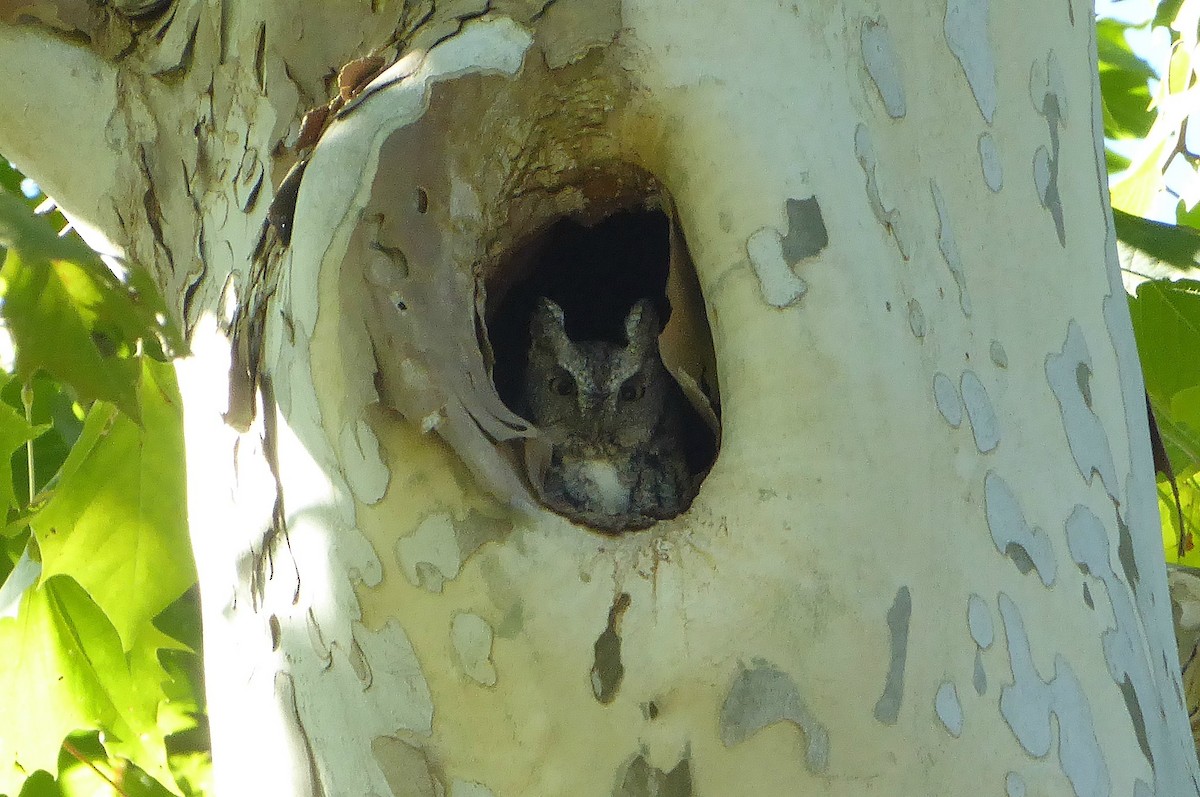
[490,210,672,394]
[486,206,719,531]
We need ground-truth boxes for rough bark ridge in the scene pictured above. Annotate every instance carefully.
[1,0,1198,795]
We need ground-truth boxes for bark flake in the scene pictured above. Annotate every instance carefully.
[974,650,988,695]
[1030,51,1068,246]
[944,0,997,123]
[931,181,972,317]
[371,736,441,797]
[746,228,807,308]
[780,197,828,264]
[1045,320,1118,499]
[979,132,1003,191]
[613,753,693,797]
[395,510,508,593]
[933,372,963,428]
[961,369,1000,453]
[450,780,497,797]
[998,593,1112,796]
[861,17,906,118]
[451,611,498,686]
[592,592,631,704]
[873,586,912,726]
[983,471,1057,586]
[1065,504,1157,771]
[935,681,964,737]
[990,339,1008,368]
[854,125,911,259]
[719,663,829,773]
[968,593,994,649]
[907,299,926,338]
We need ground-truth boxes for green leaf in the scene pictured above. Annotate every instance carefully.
[1097,19,1156,139]
[1111,139,1168,216]
[2,374,84,505]
[1115,208,1200,276]
[1106,147,1132,174]
[1154,0,1186,28]
[0,576,181,796]
[1130,279,1200,402]
[0,373,48,519]
[0,191,186,421]
[31,359,193,652]
[1162,387,1200,475]
[0,161,24,200]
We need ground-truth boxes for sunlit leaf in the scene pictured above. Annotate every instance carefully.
[1154,0,1187,28]
[0,576,182,797]
[1130,279,1200,399]
[1111,140,1168,215]
[1106,147,1132,174]
[1098,19,1156,139]
[0,372,47,518]
[0,191,186,421]
[2,374,83,505]
[1156,392,1200,476]
[32,359,192,652]
[1116,209,1200,285]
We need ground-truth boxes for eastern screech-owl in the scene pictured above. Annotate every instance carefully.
[522,297,694,531]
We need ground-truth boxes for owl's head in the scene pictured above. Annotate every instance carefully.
[524,297,669,446]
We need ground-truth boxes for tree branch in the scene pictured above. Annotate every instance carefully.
[0,25,127,247]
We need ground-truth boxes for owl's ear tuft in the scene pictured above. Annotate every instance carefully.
[531,298,571,350]
[623,299,659,347]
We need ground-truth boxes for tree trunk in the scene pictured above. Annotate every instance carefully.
[2,0,1197,794]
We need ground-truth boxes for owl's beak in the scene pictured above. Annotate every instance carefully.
[578,391,610,436]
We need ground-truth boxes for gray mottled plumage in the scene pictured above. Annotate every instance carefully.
[523,297,694,531]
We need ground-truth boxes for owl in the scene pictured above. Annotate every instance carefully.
[522,297,695,531]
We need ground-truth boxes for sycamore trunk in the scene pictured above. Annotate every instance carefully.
[1,1,1196,794]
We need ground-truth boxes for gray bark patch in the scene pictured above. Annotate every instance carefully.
[968,593,994,649]
[983,471,1057,586]
[861,17,907,118]
[372,736,440,797]
[1030,52,1067,246]
[874,586,912,725]
[979,132,1003,191]
[1065,504,1158,773]
[961,369,999,452]
[613,754,692,797]
[854,125,911,259]
[747,228,807,308]
[998,593,1111,796]
[935,681,964,737]
[944,0,997,123]
[780,197,828,264]
[990,339,1008,368]
[907,299,926,338]
[746,197,826,309]
[931,181,972,316]
[720,663,830,773]
[1045,320,1118,499]
[1115,503,1140,589]
[592,593,631,703]
[933,372,963,428]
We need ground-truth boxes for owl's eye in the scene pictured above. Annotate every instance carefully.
[619,378,645,402]
[549,370,577,397]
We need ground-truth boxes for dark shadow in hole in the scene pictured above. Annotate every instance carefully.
[487,208,716,485]
[490,210,672,398]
